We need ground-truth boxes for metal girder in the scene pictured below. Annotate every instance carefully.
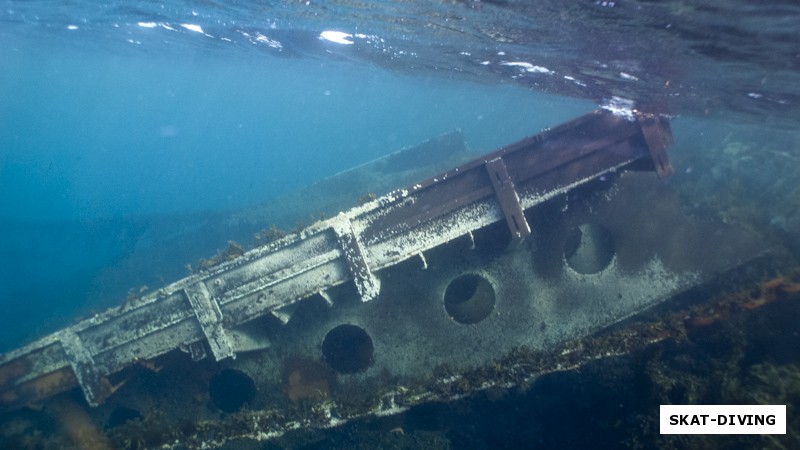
[485,157,530,241]
[59,331,110,407]
[331,214,381,302]
[0,109,674,410]
[183,281,234,361]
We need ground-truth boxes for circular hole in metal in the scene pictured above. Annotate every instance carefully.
[322,324,374,374]
[564,223,615,274]
[443,274,496,324]
[209,368,257,413]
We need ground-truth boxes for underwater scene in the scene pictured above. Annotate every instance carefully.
[1,0,799,448]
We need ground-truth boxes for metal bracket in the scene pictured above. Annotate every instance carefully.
[318,290,334,307]
[60,331,110,407]
[182,341,208,362]
[637,113,674,178]
[332,215,381,302]
[485,157,531,241]
[184,282,234,361]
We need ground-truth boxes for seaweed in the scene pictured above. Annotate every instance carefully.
[357,192,377,205]
[254,224,286,245]
[197,240,246,271]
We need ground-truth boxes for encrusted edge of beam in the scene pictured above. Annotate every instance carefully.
[184,281,235,361]
[59,331,109,407]
[332,214,381,302]
[485,156,531,241]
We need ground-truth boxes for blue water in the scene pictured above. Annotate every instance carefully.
[0,5,604,350]
[1,41,590,222]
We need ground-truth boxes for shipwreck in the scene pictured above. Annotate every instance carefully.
[0,108,769,448]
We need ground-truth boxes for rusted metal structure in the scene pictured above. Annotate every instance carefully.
[0,108,765,448]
